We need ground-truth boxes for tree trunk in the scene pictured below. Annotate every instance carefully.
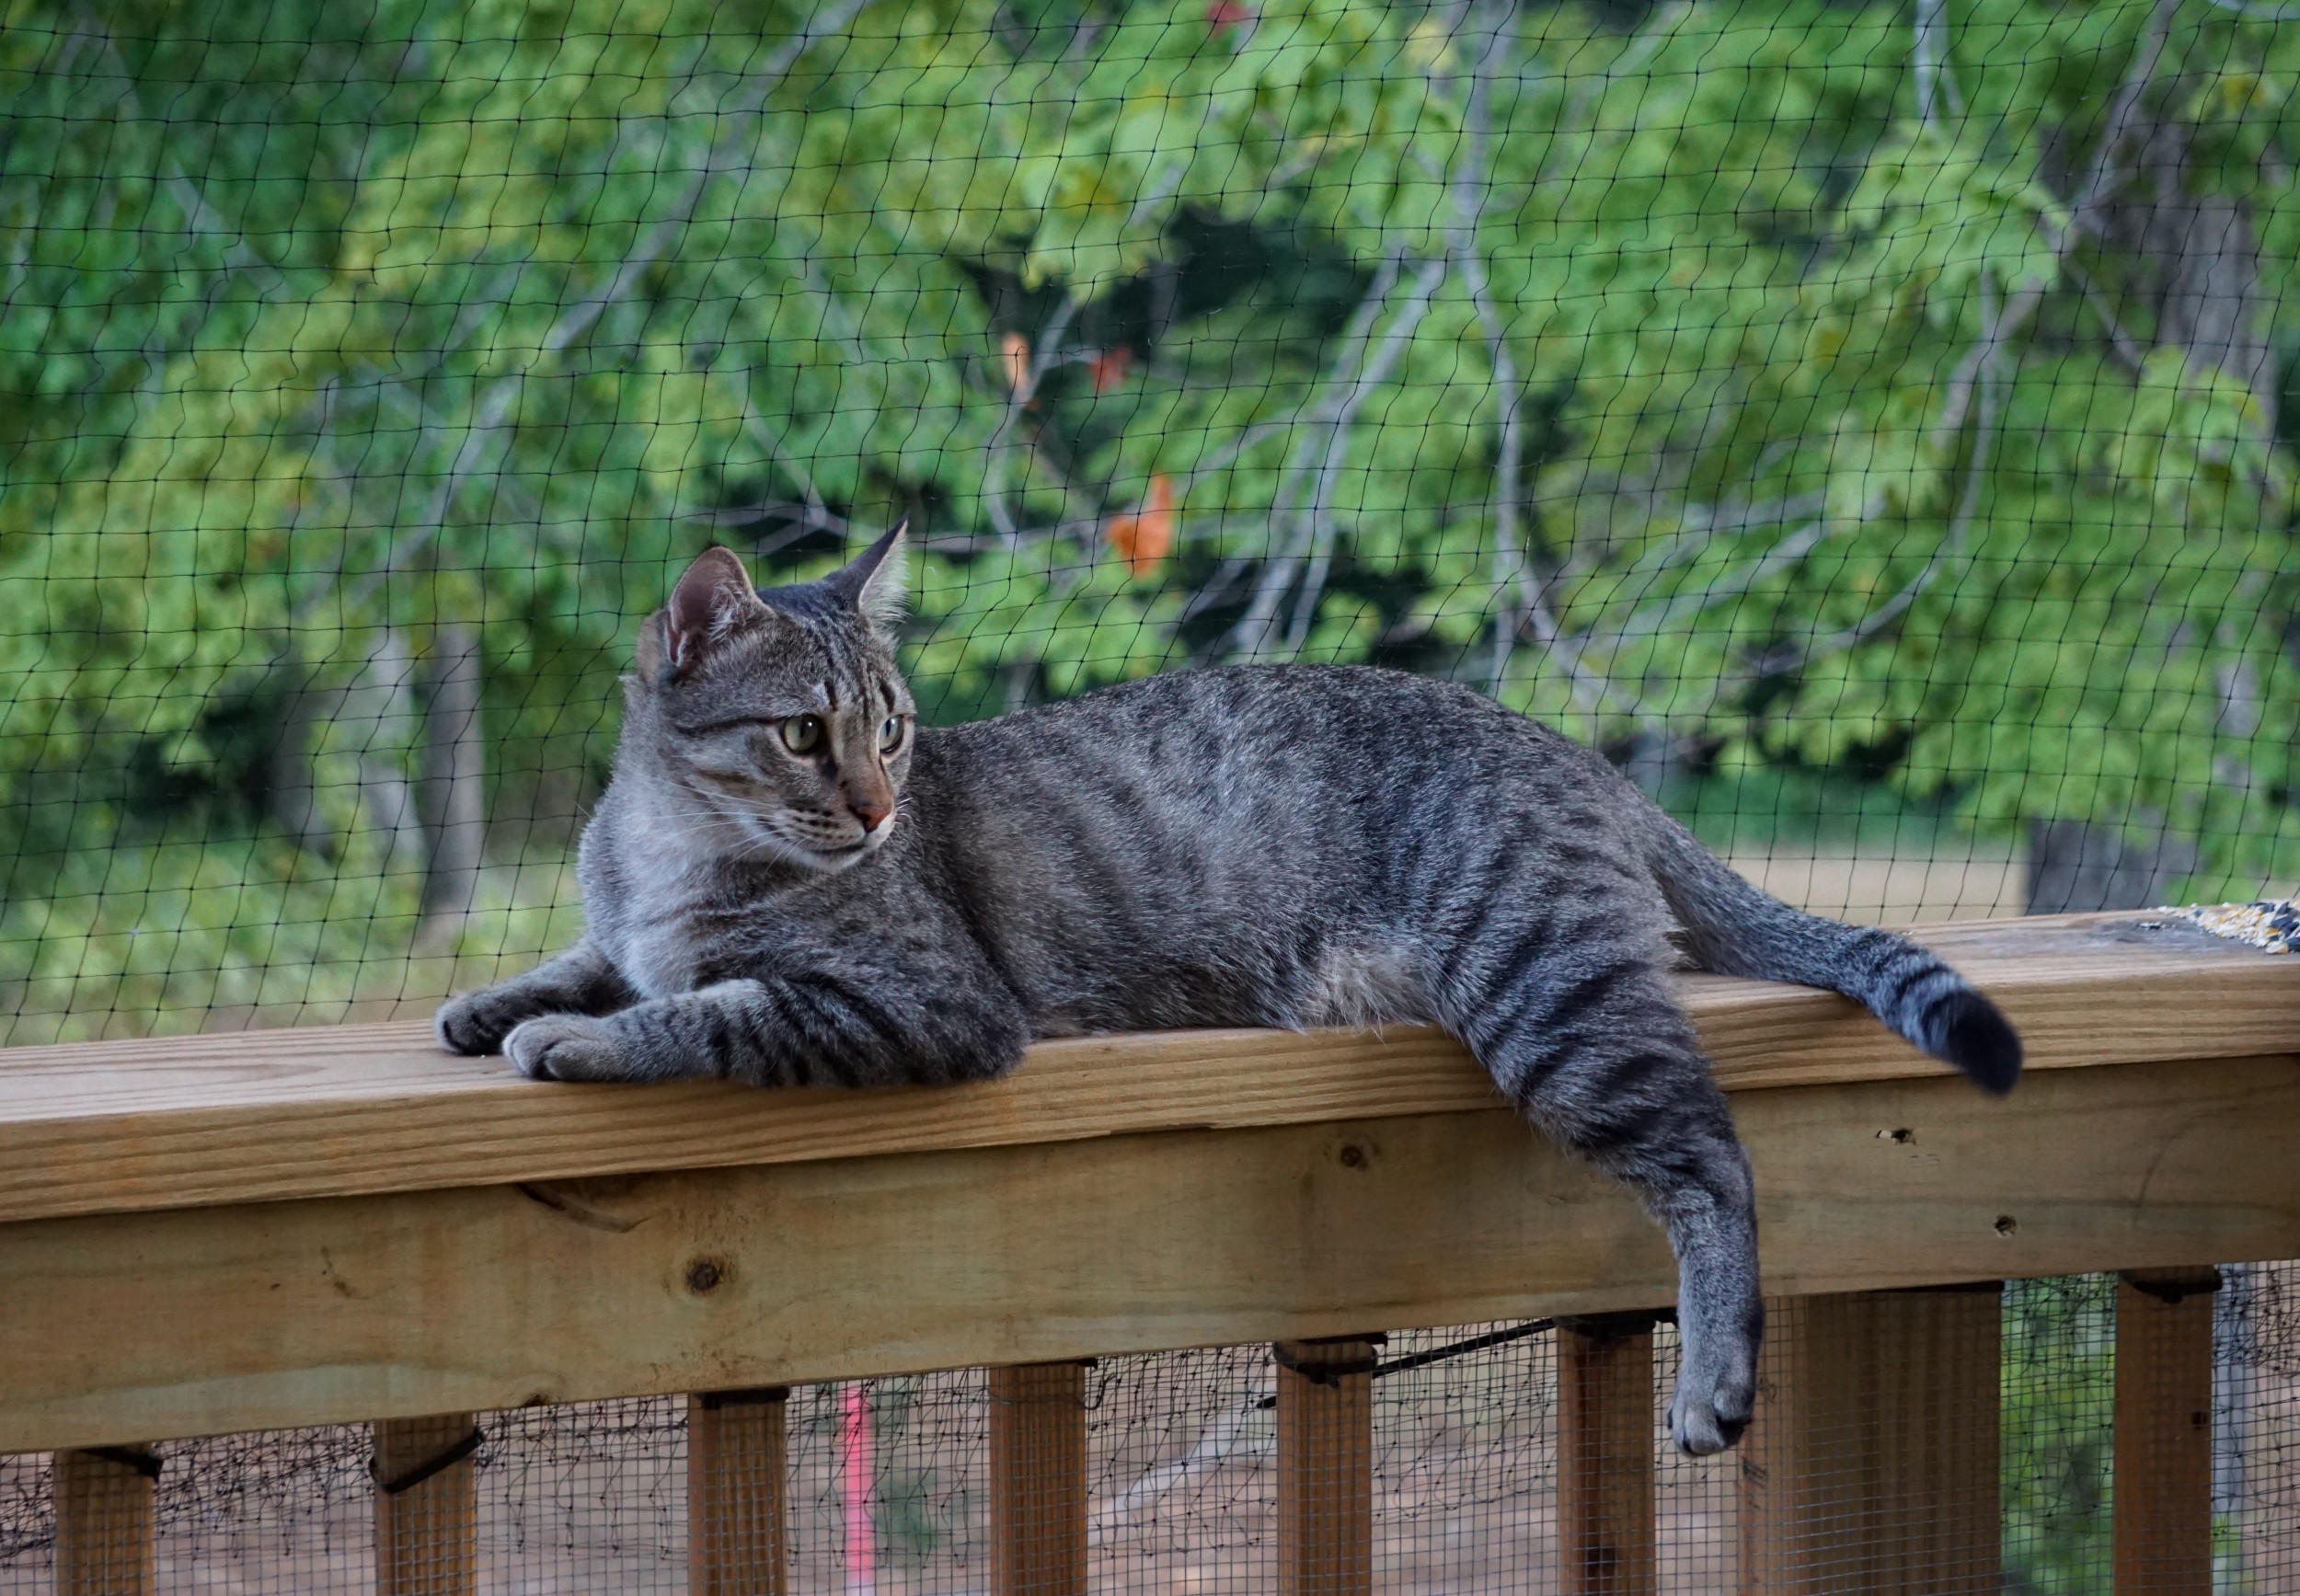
[267,661,339,857]
[2104,114,2277,429]
[341,633,426,884]
[414,626,487,951]
[2024,820,2197,915]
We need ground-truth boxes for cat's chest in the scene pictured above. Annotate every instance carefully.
[586,864,726,1002]
[588,857,836,1001]
[611,914,709,1002]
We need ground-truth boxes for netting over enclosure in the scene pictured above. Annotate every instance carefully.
[3,1275,2297,1593]
[4,0,2299,1040]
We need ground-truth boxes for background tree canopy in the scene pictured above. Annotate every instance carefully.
[1,0,2295,1040]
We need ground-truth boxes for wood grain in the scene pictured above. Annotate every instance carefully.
[53,1448,155,1596]
[2112,1269,2222,1596]
[0,913,2291,1226]
[1739,1286,2002,1596]
[374,1414,477,1596]
[1,1053,2294,1455]
[1275,1338,1374,1596]
[988,1364,1087,1596]
[690,1389,789,1596]
[1557,1319,1656,1596]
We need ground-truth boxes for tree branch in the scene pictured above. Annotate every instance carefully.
[69,7,292,300]
[1587,516,1833,656]
[1913,0,1964,126]
[1227,250,1407,657]
[339,0,876,613]
[1282,254,1448,653]
[982,295,1081,543]
[2065,258,2150,374]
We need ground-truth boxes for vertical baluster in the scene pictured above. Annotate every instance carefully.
[1558,1314,1659,1596]
[374,1414,479,1596]
[692,1388,790,1596]
[2113,1268,2222,1596]
[54,1445,158,1596]
[990,1362,1089,1596]
[1739,1286,2001,1595]
[1274,1337,1377,1596]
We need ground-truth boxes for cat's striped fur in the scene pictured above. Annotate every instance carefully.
[438,534,2021,1455]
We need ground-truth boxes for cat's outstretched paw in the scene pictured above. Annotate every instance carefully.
[1665,1338,1755,1456]
[436,988,524,1055]
[504,1014,630,1082]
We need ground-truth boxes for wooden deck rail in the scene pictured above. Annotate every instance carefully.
[3,909,2298,1592]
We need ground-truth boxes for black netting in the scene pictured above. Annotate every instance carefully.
[4,0,2297,1039]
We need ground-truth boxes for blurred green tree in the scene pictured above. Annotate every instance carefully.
[2,0,2295,1034]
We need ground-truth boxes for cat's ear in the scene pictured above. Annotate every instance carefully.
[659,546,765,675]
[822,522,908,633]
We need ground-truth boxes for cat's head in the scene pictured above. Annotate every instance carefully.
[623,529,915,872]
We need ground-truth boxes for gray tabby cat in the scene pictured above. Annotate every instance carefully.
[437,532,2021,1456]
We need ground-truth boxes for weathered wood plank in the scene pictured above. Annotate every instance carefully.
[0,1053,2293,1455]
[0,913,2287,1226]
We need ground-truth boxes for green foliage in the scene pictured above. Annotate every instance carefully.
[2002,1276,2117,1593]
[4,0,2299,1031]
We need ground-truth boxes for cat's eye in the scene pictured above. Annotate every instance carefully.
[878,716,904,753]
[779,715,824,754]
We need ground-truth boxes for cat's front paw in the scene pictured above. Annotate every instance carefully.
[504,1014,632,1082]
[436,988,524,1055]
[1665,1326,1756,1456]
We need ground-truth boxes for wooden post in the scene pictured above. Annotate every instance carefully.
[691,1387,789,1596]
[1558,1314,1658,1596]
[1740,1285,2001,1596]
[374,1413,479,1596]
[1274,1337,1376,1596]
[989,1362,1089,1596]
[53,1446,158,1596]
[2114,1267,2221,1596]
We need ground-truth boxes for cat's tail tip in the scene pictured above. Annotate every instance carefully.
[1920,986,2023,1096]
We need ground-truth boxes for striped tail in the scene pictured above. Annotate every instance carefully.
[1636,809,2023,1095]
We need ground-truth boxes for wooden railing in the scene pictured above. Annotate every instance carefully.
[4,908,2297,1593]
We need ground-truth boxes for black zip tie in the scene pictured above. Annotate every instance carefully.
[85,1446,161,1481]
[372,1426,483,1496]
[1372,1318,1563,1378]
[1269,1334,1388,1387]
[2124,1269,2225,1306]
[696,1387,789,1411]
[1271,1347,1381,1386]
[1256,1322,1565,1407]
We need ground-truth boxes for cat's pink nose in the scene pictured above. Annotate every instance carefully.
[849,799,892,832]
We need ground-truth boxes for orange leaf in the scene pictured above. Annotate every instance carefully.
[1105,474,1176,578]
[1087,345,1134,394]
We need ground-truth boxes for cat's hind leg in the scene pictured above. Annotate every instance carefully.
[1433,926,1761,1455]
[435,942,636,1055]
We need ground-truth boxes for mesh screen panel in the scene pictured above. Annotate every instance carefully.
[4,1269,2296,1591]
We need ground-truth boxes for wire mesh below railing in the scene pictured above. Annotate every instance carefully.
[2,1269,2295,1593]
